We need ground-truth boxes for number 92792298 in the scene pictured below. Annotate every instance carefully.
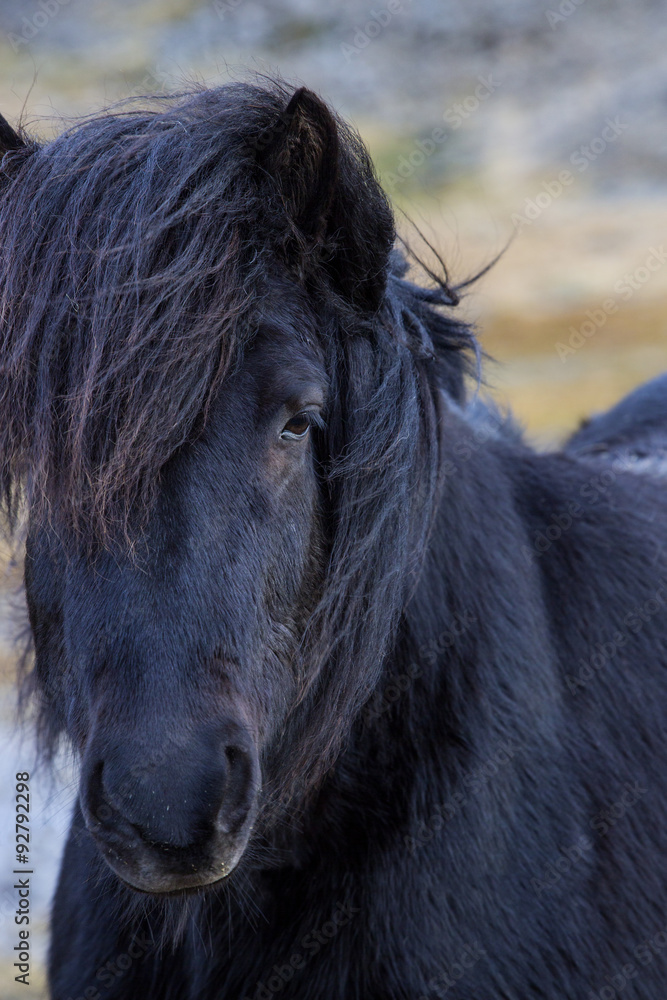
[15,772,30,866]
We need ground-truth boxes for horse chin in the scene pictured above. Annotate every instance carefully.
[103,849,244,895]
[87,812,252,896]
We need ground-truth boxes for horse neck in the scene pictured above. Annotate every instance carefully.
[342,411,562,802]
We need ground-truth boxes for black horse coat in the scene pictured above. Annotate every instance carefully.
[0,83,666,1000]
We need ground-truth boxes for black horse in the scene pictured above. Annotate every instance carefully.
[2,82,667,1000]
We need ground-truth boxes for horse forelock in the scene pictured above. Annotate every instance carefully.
[0,83,478,554]
[0,84,318,544]
[1,83,480,808]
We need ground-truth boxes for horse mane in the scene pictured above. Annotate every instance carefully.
[0,81,479,801]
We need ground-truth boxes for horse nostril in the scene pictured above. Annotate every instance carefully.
[219,742,258,836]
[81,723,260,859]
[86,762,116,829]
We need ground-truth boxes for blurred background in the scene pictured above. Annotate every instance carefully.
[1,0,666,995]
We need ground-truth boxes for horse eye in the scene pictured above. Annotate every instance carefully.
[280,412,312,441]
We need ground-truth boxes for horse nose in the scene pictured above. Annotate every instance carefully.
[83,719,259,851]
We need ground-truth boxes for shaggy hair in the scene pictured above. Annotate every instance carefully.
[0,81,475,797]
[6,81,667,1000]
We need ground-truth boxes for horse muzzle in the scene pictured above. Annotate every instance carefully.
[78,715,260,892]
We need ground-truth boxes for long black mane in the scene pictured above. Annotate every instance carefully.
[8,81,667,1000]
[0,81,477,802]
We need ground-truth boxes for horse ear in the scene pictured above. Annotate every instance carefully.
[257,88,394,310]
[258,88,339,241]
[0,113,24,154]
[0,112,30,188]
